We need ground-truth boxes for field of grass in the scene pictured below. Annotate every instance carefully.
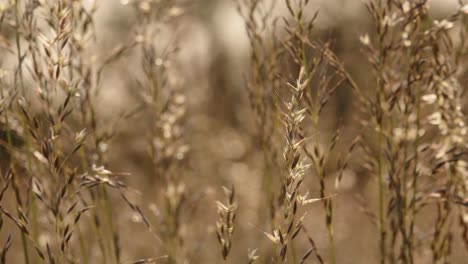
[0,0,467,263]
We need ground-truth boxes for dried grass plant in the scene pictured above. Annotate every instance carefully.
[0,0,467,263]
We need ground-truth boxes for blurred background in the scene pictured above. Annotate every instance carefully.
[93,0,462,263]
[2,0,466,263]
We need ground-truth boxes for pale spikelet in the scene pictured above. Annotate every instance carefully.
[215,186,237,261]
[462,4,468,14]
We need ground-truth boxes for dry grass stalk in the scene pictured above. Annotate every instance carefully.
[215,185,237,262]
[127,0,189,263]
[357,0,468,263]
[236,0,283,234]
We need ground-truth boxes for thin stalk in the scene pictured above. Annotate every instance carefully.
[101,186,120,264]
[13,1,38,257]
[3,102,30,264]
[262,142,276,229]
[291,239,298,263]
[77,147,107,262]
[327,215,336,264]
[376,3,386,260]
[375,49,386,263]
[375,1,387,262]
[77,225,89,264]
[14,0,24,93]
[408,78,422,262]
[400,110,409,262]
[377,119,386,264]
[399,46,413,263]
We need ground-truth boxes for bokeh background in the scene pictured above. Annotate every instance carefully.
[85,0,463,263]
[2,0,466,263]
